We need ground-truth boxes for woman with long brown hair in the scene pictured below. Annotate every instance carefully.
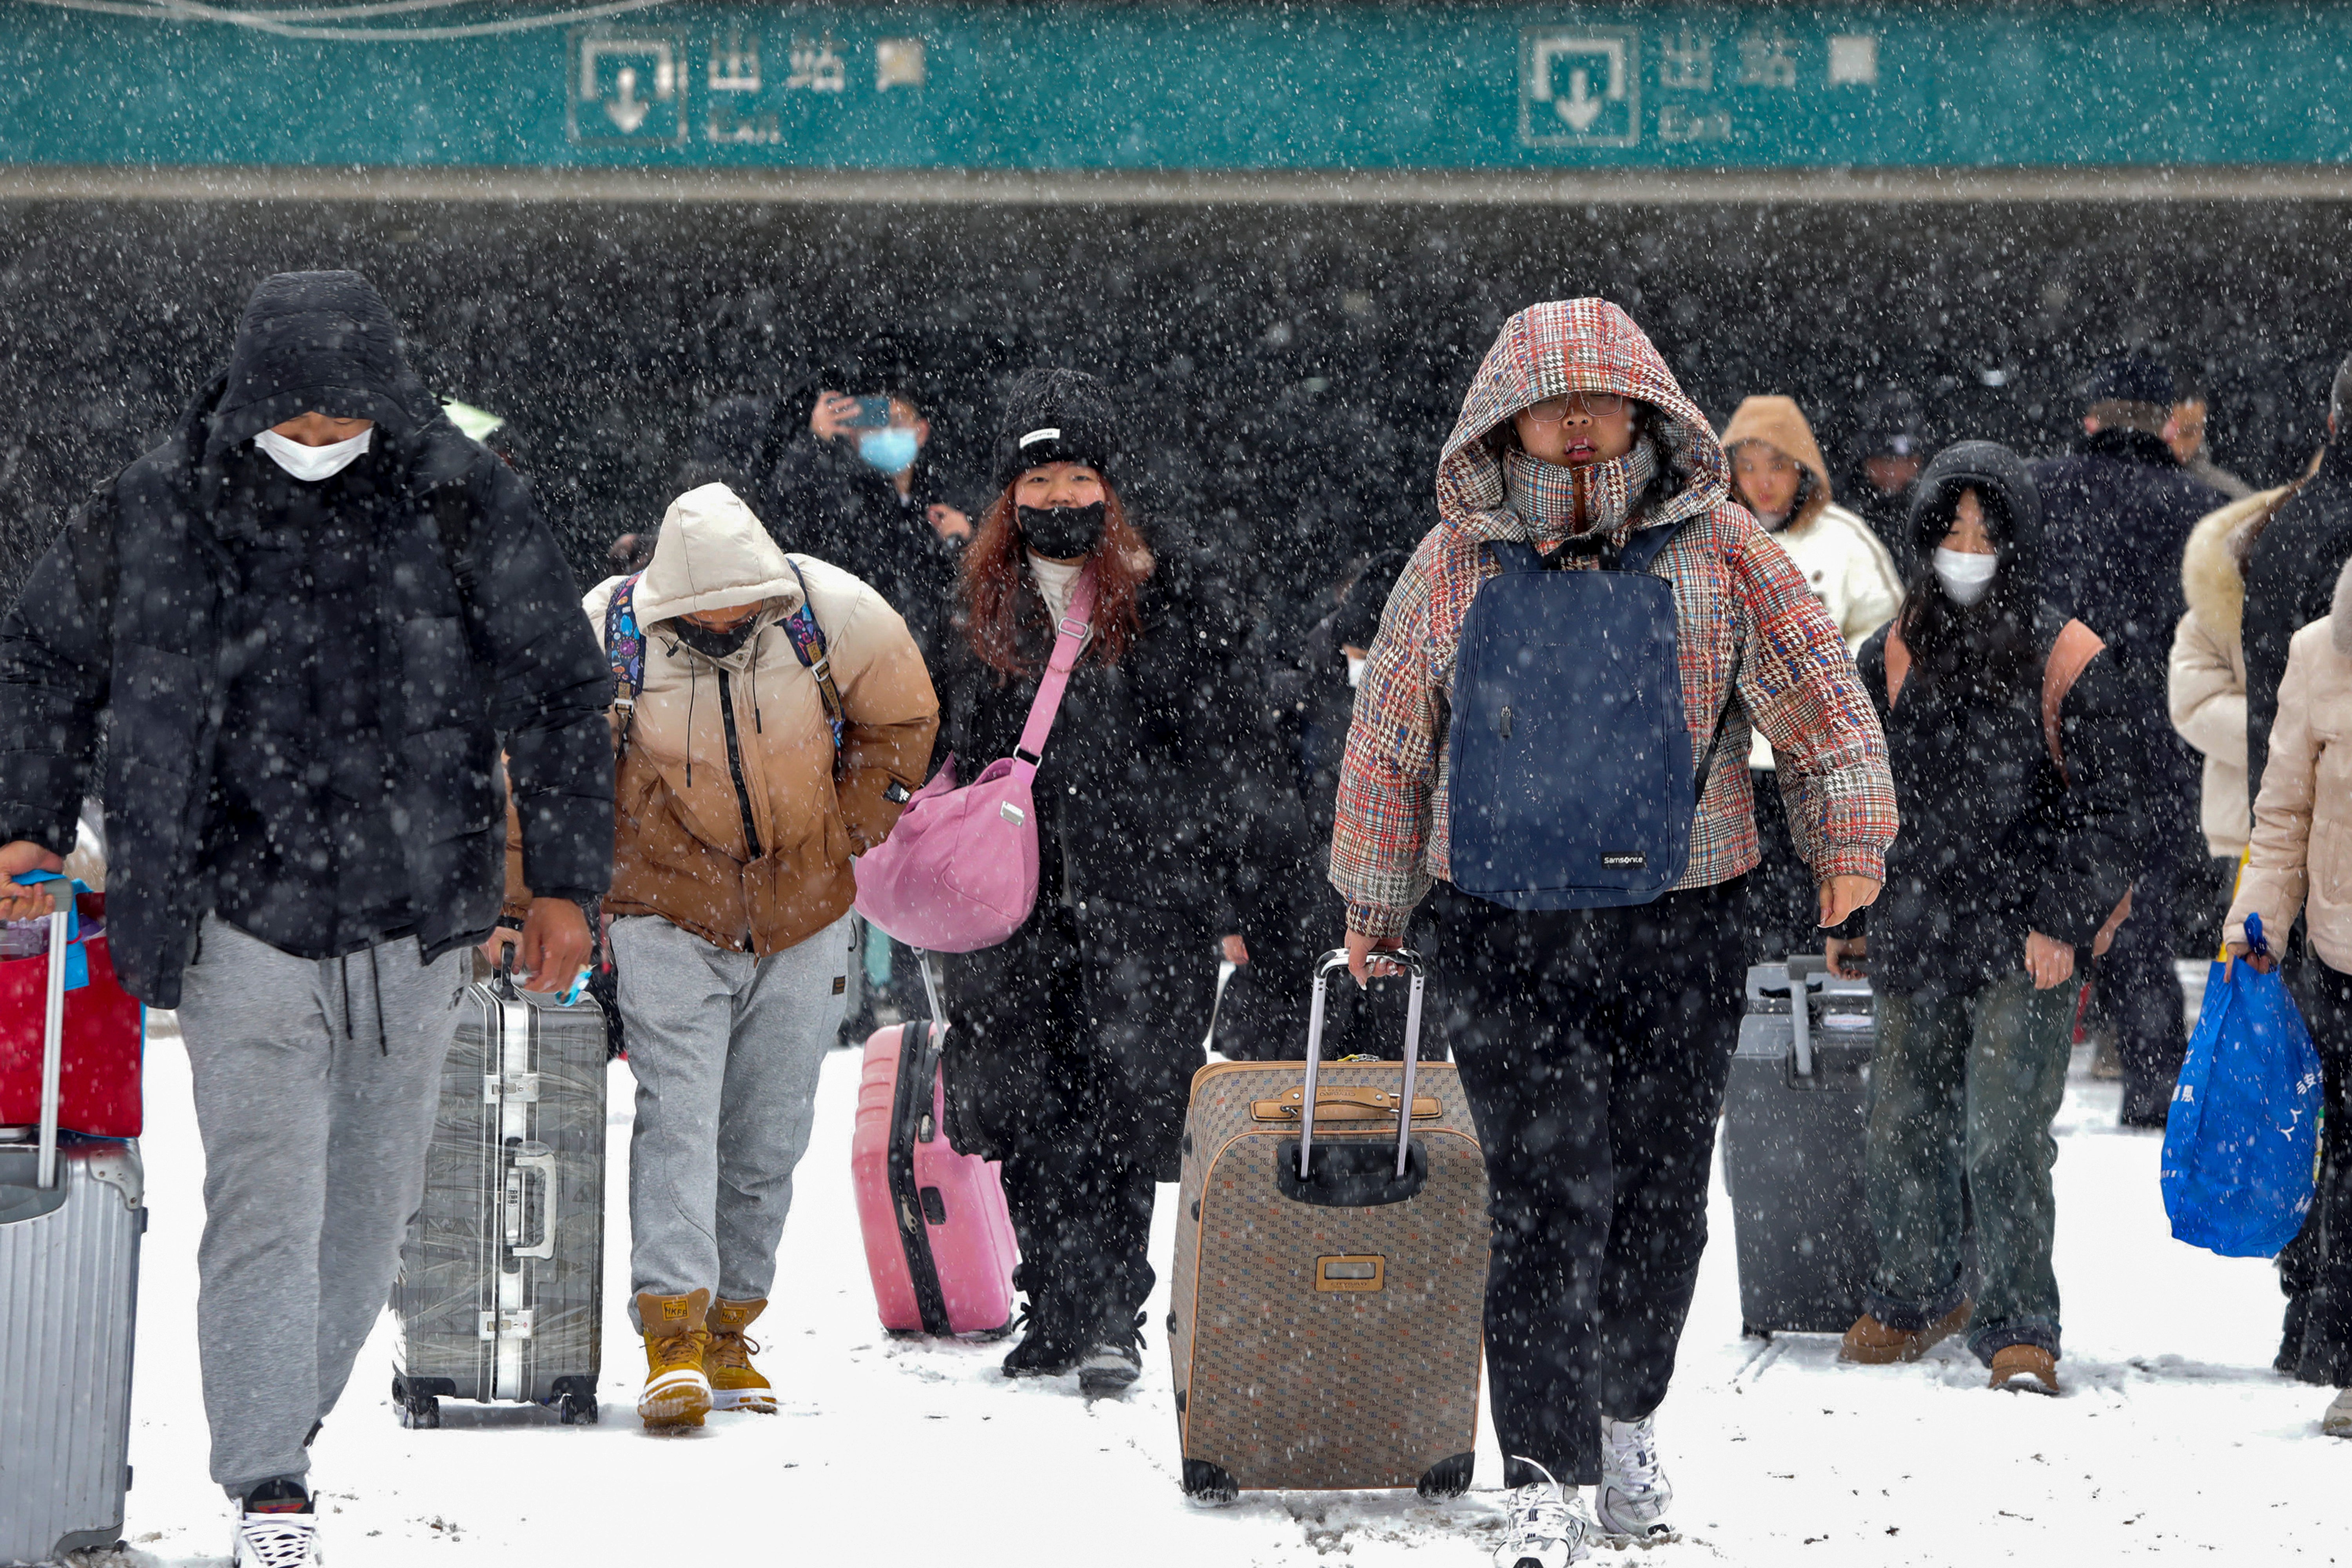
[933,368,1249,1393]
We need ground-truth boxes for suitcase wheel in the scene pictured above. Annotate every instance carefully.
[1741,1323,1775,1341]
[396,1393,441,1430]
[1416,1452,1475,1501]
[554,1377,601,1425]
[1181,1459,1238,1505]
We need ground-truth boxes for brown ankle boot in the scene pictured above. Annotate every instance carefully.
[706,1297,776,1414]
[1838,1298,1974,1365]
[635,1289,713,1428]
[1988,1343,2060,1395]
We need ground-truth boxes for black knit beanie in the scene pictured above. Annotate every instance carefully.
[992,368,1118,493]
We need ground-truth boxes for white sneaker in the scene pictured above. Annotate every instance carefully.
[1493,1463,1591,1568]
[233,1505,321,1567]
[1597,1414,1675,1539]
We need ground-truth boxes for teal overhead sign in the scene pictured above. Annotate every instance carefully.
[4,2,2350,172]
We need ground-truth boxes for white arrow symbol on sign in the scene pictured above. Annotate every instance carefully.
[1559,67,1604,130]
[607,65,651,132]
[1530,35,1628,136]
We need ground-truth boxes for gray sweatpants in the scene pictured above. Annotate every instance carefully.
[174,916,467,1498]
[612,913,848,1323]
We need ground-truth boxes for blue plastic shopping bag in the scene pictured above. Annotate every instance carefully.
[2160,914,2324,1258]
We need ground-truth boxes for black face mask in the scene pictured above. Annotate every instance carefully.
[673,616,760,659]
[1016,502,1106,560]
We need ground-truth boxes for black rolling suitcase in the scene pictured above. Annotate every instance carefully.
[390,956,608,1426]
[1719,956,1879,1337]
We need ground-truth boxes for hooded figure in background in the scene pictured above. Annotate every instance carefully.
[2031,356,2224,1127]
[1828,440,2142,1396]
[0,271,612,1563]
[1331,299,1894,1561]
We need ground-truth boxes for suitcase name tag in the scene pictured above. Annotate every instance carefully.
[1313,1254,1386,1293]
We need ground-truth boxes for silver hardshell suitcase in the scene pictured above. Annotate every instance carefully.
[0,885,143,1564]
[389,957,606,1426]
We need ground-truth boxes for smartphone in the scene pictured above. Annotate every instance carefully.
[849,394,893,429]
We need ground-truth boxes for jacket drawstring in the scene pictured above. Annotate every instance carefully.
[370,944,387,1055]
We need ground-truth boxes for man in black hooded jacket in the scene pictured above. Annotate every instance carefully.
[0,272,610,1564]
[2030,357,2224,1126]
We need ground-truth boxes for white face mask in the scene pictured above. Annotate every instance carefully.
[254,425,373,483]
[1346,654,1367,688]
[1932,546,2000,608]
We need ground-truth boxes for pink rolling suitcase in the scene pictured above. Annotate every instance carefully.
[851,953,1019,1335]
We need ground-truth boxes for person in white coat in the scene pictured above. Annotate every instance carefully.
[1721,394,1904,959]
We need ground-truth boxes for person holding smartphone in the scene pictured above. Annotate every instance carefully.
[770,373,972,658]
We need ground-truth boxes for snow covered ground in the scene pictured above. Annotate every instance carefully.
[98,1004,2340,1568]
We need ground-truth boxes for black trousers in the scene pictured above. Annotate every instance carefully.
[2279,957,2352,1387]
[942,899,1216,1332]
[1430,877,1748,1487]
[2092,832,2188,1126]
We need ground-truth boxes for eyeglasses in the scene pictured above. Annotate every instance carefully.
[1524,392,1628,423]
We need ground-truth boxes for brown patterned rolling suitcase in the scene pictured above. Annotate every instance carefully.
[1169,949,1488,1503]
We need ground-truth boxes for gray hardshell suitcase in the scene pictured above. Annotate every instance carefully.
[1719,957,1878,1337]
[0,888,143,1565]
[1170,950,1489,1504]
[390,958,606,1426]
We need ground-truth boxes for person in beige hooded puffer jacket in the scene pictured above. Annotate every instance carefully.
[1719,395,1904,959]
[2169,478,2307,955]
[510,481,937,1428]
[2225,555,2352,1440]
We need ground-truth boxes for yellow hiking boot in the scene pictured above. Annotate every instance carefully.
[635,1289,713,1428]
[706,1296,777,1414]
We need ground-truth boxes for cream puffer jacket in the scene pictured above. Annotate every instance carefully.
[513,483,938,957]
[2227,557,2352,973]
[1720,396,1904,769]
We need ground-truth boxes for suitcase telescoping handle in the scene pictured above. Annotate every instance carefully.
[21,872,74,1191]
[1301,947,1427,1181]
[1757,972,1826,1078]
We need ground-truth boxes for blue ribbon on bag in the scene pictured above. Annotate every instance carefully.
[13,869,91,991]
[2160,912,2325,1257]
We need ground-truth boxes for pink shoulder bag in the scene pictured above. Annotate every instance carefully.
[852,568,1096,953]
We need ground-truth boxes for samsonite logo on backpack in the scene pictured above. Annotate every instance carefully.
[1445,524,1730,911]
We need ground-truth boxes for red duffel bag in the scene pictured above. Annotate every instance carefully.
[0,882,144,1138]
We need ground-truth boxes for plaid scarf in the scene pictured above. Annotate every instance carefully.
[1503,439,1659,550]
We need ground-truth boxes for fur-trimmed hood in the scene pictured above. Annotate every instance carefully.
[2181,484,2299,645]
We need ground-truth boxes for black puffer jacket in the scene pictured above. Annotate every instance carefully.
[930,528,1247,930]
[0,272,612,1007]
[2244,439,2352,801]
[1846,442,2145,996]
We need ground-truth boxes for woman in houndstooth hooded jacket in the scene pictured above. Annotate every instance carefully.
[1330,300,1895,1566]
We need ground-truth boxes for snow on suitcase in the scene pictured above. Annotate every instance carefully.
[390,954,606,1426]
[851,950,1018,1336]
[1,876,147,1565]
[1720,956,1880,1336]
[1169,949,1488,1503]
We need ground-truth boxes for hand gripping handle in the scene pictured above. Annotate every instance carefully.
[1300,947,1428,1181]
[17,872,75,1192]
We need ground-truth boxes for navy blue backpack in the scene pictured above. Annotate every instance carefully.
[1446,521,1733,910]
